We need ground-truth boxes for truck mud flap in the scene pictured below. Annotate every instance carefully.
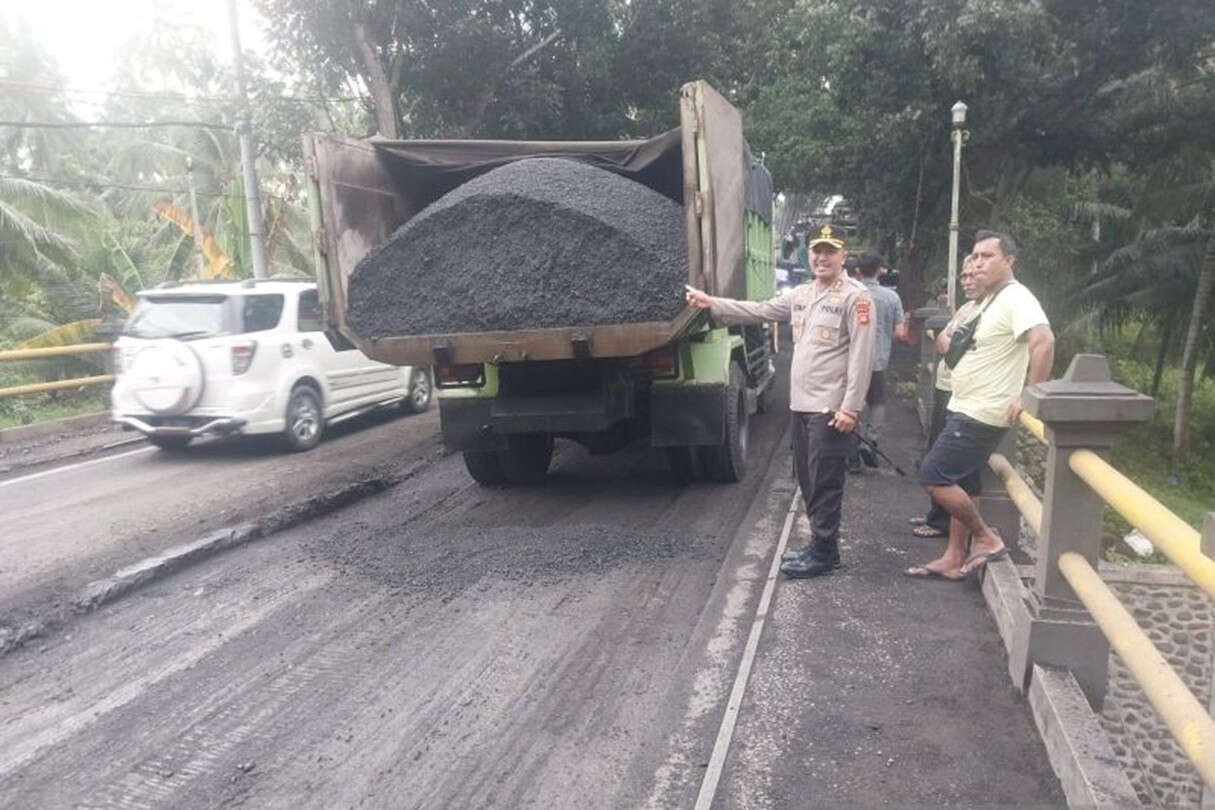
[650,383,726,447]
[439,400,507,452]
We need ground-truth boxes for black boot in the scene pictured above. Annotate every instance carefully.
[780,546,840,578]
[781,544,813,563]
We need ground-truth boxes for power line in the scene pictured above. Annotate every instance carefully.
[0,78,363,105]
[0,119,231,131]
[0,172,233,198]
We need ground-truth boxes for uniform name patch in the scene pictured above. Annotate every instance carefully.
[820,304,844,315]
[855,299,871,325]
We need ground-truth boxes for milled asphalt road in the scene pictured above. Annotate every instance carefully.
[0,344,1064,808]
[0,407,445,637]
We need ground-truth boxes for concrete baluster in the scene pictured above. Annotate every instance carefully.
[1011,354,1154,708]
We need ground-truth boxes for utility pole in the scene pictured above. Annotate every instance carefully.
[227,0,268,279]
[185,157,206,280]
[947,100,968,311]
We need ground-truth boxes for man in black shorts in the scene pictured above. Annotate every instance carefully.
[906,230,1054,580]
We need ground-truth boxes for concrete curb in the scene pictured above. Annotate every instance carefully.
[981,557,1141,808]
[1029,664,1142,808]
[0,412,110,443]
[71,458,431,616]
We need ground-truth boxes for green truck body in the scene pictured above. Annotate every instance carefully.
[306,81,776,483]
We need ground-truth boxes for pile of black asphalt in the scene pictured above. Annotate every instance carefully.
[346,157,688,337]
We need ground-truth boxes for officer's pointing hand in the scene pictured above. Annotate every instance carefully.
[684,285,712,310]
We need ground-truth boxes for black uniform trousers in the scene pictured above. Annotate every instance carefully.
[924,387,953,532]
[791,411,852,558]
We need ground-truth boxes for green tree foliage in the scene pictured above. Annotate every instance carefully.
[745,0,1215,306]
[253,0,765,139]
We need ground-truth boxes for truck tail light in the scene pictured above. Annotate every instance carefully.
[230,341,257,375]
[627,347,679,379]
[435,363,485,388]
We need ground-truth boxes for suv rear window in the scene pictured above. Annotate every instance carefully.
[241,294,284,332]
[122,295,230,340]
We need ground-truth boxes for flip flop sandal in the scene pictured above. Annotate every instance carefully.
[961,546,1009,573]
[912,524,946,538]
[903,565,964,581]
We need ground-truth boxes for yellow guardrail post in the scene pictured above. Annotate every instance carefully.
[1010,354,1155,708]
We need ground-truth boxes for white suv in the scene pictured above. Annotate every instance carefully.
[111,279,430,451]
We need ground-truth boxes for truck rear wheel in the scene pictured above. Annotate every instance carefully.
[702,363,748,483]
[499,434,553,484]
[463,450,507,484]
[666,446,703,483]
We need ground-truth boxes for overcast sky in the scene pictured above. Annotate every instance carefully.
[8,0,268,92]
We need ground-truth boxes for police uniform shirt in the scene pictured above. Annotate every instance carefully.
[709,276,876,415]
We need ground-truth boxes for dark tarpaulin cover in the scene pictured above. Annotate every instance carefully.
[370,128,687,211]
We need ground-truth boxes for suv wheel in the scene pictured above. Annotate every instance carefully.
[401,368,432,414]
[282,385,323,452]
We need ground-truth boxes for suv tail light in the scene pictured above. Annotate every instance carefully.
[230,341,258,375]
[627,347,679,379]
[435,363,485,388]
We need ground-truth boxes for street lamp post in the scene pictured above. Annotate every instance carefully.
[947,100,968,312]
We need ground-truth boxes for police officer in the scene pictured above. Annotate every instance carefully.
[685,224,875,578]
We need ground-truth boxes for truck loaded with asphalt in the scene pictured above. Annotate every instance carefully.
[304,81,775,484]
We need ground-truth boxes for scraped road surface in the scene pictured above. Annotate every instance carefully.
[1,350,1066,808]
[0,409,444,627]
[0,369,796,808]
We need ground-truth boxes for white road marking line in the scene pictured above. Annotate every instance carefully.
[0,446,155,489]
[694,488,800,810]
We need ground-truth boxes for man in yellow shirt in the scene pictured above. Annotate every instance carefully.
[907,230,1055,580]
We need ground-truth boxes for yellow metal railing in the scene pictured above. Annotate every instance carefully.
[1018,409,1047,443]
[1069,449,1215,598]
[999,398,1215,787]
[0,343,112,362]
[1058,551,1215,785]
[988,452,1042,534]
[0,343,113,399]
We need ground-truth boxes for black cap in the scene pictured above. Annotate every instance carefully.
[807,224,845,250]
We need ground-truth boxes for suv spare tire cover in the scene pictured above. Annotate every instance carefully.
[129,340,206,414]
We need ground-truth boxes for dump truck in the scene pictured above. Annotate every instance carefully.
[304,80,776,484]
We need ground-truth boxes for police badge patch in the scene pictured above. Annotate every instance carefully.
[855,299,871,325]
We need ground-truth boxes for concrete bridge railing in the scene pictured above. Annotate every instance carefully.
[914,324,1215,806]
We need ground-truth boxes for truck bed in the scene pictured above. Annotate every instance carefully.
[306,81,757,366]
